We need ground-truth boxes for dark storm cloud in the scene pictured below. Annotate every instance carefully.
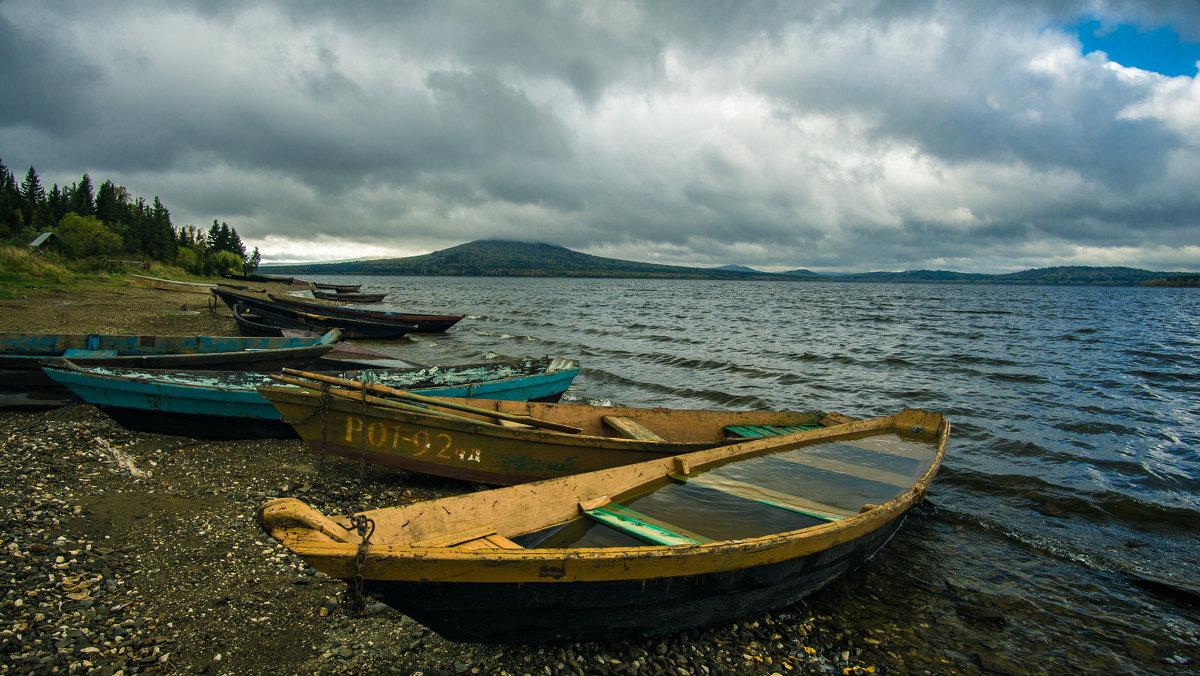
[0,9,101,134]
[1,0,1198,271]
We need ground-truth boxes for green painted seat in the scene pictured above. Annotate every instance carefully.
[724,424,820,438]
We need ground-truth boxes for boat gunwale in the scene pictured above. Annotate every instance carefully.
[267,293,464,322]
[42,356,580,394]
[0,329,341,355]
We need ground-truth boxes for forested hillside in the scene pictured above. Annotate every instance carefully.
[0,157,257,275]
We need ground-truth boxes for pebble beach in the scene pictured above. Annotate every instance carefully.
[0,283,901,675]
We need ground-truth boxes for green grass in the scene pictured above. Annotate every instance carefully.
[0,246,217,298]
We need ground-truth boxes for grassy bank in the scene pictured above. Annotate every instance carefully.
[0,245,216,299]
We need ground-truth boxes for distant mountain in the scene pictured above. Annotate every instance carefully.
[834,266,1183,286]
[262,240,1193,286]
[715,264,824,277]
[830,269,992,283]
[264,240,787,280]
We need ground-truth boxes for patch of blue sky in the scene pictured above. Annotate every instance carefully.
[1073,18,1200,77]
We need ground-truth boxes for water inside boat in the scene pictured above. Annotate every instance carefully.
[517,431,940,549]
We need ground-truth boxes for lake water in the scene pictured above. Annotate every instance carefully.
[305,276,1200,673]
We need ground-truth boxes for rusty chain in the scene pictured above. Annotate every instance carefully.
[345,513,375,612]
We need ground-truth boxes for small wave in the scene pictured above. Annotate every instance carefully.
[985,371,1052,385]
[1051,420,1143,437]
[939,467,1200,530]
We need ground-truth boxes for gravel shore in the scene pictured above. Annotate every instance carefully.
[0,282,938,675]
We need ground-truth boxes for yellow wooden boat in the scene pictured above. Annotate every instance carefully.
[258,371,855,484]
[260,409,949,642]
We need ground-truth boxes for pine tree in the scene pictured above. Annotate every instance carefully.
[21,166,45,204]
[69,173,95,216]
[0,158,17,238]
[227,224,246,258]
[95,180,128,227]
[148,197,176,259]
[206,219,223,253]
[47,184,68,222]
[20,166,50,232]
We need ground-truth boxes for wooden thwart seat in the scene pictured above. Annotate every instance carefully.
[602,415,665,441]
[724,424,821,438]
[584,503,712,545]
[671,473,857,522]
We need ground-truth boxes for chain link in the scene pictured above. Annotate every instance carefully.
[345,513,375,613]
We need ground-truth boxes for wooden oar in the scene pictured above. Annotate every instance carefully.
[277,368,584,434]
[267,374,495,425]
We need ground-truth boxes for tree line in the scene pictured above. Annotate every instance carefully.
[0,157,259,275]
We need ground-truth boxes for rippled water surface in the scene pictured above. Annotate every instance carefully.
[306,277,1200,673]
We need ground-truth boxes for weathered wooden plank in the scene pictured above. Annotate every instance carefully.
[601,415,665,441]
[672,473,856,522]
[411,524,498,548]
[585,504,712,545]
[454,533,525,550]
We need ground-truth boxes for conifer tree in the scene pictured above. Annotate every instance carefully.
[94,180,128,227]
[20,166,50,232]
[69,173,95,216]
[21,166,45,204]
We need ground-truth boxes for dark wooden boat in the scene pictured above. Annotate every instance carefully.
[267,293,463,333]
[231,302,304,337]
[311,290,387,303]
[312,282,362,292]
[0,330,342,409]
[220,272,311,286]
[233,302,410,343]
[260,409,949,643]
[41,356,580,439]
[214,289,416,339]
[257,372,854,484]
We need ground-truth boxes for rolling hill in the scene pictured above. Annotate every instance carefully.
[264,240,787,280]
[262,240,1192,286]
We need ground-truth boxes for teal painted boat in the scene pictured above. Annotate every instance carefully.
[40,356,581,439]
[0,330,343,408]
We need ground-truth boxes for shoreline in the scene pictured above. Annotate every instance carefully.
[1,283,876,675]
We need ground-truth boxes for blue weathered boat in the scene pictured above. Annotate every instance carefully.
[0,330,343,409]
[40,356,581,439]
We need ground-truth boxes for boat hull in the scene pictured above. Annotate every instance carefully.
[258,410,949,643]
[260,387,835,484]
[41,358,581,439]
[0,331,340,408]
[364,513,906,643]
[215,290,416,339]
[131,274,216,293]
[311,290,387,303]
[267,293,463,333]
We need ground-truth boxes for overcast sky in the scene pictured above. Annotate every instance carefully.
[3,1,1200,272]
